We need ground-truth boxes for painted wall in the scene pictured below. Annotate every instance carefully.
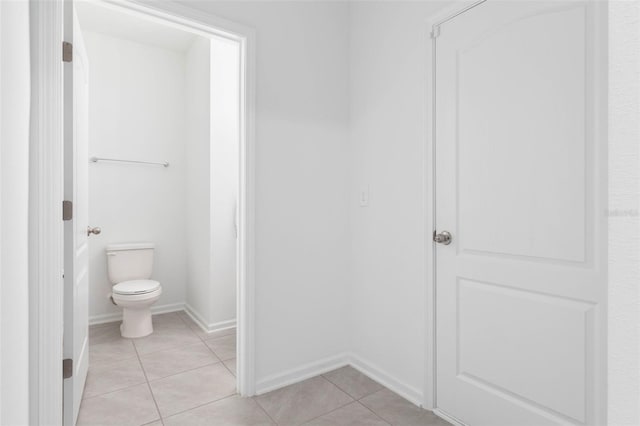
[348,1,446,403]
[181,1,351,385]
[607,0,640,424]
[209,37,240,327]
[84,31,188,320]
[185,36,239,330]
[0,0,31,423]
[185,36,212,325]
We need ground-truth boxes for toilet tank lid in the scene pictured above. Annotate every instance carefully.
[106,242,155,252]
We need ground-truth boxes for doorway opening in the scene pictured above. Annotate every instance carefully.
[62,1,255,424]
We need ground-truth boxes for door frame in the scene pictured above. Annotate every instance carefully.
[424,1,609,424]
[29,0,257,422]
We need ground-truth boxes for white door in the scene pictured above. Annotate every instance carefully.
[433,1,606,425]
[63,6,90,425]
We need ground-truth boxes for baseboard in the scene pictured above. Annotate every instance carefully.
[89,302,185,326]
[433,409,466,426]
[184,303,237,334]
[255,353,350,395]
[347,353,424,407]
[253,352,425,406]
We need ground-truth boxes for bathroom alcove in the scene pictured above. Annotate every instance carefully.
[76,2,241,334]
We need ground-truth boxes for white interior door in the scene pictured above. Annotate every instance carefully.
[63,6,90,425]
[433,1,606,425]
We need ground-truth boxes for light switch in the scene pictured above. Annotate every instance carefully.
[359,185,369,207]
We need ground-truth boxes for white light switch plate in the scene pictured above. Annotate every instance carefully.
[359,185,369,207]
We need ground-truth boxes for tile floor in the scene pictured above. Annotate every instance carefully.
[79,311,450,426]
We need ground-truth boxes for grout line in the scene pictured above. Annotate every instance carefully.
[297,399,355,425]
[132,337,165,426]
[296,377,356,424]
[356,400,392,425]
[320,367,385,402]
[134,337,208,358]
[82,380,149,401]
[202,337,225,361]
[220,358,237,378]
[252,394,280,425]
[357,387,386,402]
[320,370,363,400]
[161,392,239,421]
[298,401,355,426]
[146,360,223,384]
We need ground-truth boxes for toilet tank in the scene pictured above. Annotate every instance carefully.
[106,242,155,284]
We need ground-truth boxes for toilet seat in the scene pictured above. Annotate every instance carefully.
[113,279,161,295]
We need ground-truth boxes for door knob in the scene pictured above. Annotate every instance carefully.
[87,226,101,236]
[433,230,452,245]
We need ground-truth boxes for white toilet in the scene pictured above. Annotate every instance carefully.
[106,242,162,338]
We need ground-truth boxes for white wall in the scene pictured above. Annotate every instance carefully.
[185,37,212,325]
[180,1,351,385]
[209,37,240,327]
[185,35,240,331]
[84,31,188,321]
[608,0,640,424]
[0,0,31,423]
[348,1,446,403]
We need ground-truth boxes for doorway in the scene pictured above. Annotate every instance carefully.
[61,1,256,424]
[428,1,607,425]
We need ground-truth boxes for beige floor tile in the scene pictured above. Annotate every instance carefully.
[152,312,188,329]
[255,376,353,425]
[360,389,450,426]
[149,363,236,417]
[164,395,273,426]
[139,341,220,381]
[142,422,163,426]
[89,338,137,367]
[323,367,383,400]
[304,402,390,426]
[83,357,147,398]
[133,324,201,355]
[77,383,160,426]
[204,334,236,360]
[89,323,123,346]
[223,358,237,376]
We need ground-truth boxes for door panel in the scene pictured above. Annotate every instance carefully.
[457,5,586,262]
[434,1,606,425]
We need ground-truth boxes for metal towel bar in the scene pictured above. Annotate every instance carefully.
[89,156,169,167]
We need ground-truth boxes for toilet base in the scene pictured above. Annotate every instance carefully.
[120,307,154,338]
[112,287,162,339]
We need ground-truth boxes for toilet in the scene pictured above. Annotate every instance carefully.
[106,242,162,338]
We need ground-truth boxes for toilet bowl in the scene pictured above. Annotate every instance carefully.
[106,243,162,338]
[112,280,162,338]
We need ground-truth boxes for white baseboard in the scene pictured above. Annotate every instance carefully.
[253,351,425,407]
[347,353,424,407]
[255,353,350,395]
[433,409,466,426]
[89,302,185,326]
[184,303,237,334]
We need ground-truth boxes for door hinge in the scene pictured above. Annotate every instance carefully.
[63,200,73,221]
[63,358,73,379]
[62,41,73,63]
[431,25,441,39]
